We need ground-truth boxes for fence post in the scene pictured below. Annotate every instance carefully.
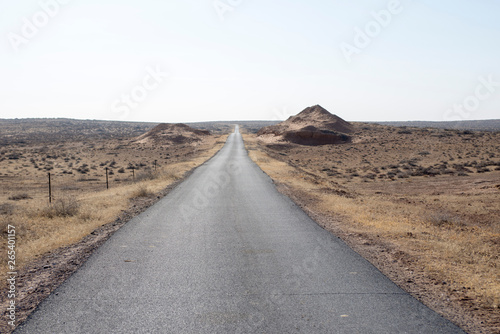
[48,172,52,204]
[132,167,135,182]
[154,160,157,172]
[106,167,109,189]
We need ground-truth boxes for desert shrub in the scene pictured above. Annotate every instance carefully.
[0,203,15,215]
[427,212,463,227]
[365,173,376,180]
[0,217,15,236]
[118,167,125,173]
[135,170,157,182]
[39,198,80,218]
[130,185,154,199]
[476,167,490,173]
[7,153,21,160]
[8,193,31,201]
[76,164,89,174]
[411,168,425,177]
[423,168,440,176]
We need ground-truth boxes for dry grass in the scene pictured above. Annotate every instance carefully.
[243,129,500,332]
[8,193,31,201]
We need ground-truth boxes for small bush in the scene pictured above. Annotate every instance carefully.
[76,166,89,174]
[8,193,31,201]
[476,167,490,173]
[0,203,15,215]
[39,198,80,218]
[130,185,154,199]
[0,217,14,236]
[428,212,463,227]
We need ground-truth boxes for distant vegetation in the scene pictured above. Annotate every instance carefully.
[0,118,156,145]
[375,119,500,132]
[189,121,280,134]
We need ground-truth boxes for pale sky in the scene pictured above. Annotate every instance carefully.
[1,0,499,123]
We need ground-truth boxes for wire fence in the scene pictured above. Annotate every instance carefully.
[1,162,160,205]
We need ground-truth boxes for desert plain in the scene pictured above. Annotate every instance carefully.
[0,109,499,333]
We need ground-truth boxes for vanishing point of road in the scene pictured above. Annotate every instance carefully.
[16,126,464,333]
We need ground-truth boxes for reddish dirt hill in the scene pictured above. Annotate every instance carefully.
[135,123,210,145]
[257,105,354,145]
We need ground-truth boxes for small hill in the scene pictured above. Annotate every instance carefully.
[257,105,354,145]
[135,123,210,145]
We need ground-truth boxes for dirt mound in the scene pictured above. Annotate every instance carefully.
[135,123,210,145]
[257,105,354,145]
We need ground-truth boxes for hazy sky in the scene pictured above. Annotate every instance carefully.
[1,0,499,123]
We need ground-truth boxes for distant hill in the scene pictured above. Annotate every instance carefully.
[135,123,210,145]
[375,120,500,132]
[257,105,354,145]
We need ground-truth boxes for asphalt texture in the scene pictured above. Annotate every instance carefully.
[15,126,465,333]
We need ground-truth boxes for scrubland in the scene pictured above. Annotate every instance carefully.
[243,123,499,334]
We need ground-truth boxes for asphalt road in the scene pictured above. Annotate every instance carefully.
[16,126,465,333]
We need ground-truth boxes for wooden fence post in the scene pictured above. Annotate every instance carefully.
[48,172,52,204]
